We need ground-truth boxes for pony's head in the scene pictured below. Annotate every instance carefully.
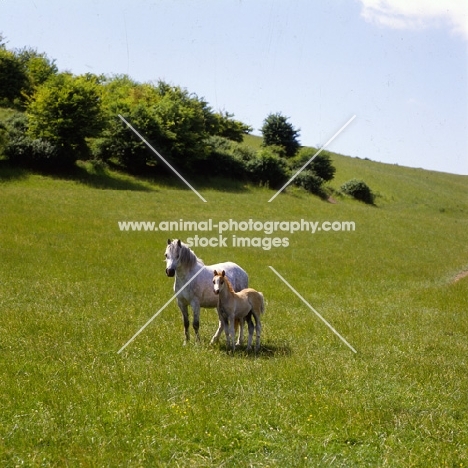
[164,239,182,277]
[213,269,233,295]
[164,239,199,277]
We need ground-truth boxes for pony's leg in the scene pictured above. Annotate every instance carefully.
[178,300,190,344]
[246,314,254,351]
[210,306,224,345]
[210,320,223,344]
[191,302,201,343]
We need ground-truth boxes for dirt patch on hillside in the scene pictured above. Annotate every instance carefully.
[453,270,468,283]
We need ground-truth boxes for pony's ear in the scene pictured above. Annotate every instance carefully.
[222,270,226,277]
[177,239,182,247]
[213,270,218,276]
[167,239,171,245]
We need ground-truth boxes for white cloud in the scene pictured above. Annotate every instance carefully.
[358,0,468,39]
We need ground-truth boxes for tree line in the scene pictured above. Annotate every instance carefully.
[0,37,336,196]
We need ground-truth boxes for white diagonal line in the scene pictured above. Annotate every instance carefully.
[118,114,207,203]
[268,115,356,203]
[269,266,357,353]
[117,267,205,354]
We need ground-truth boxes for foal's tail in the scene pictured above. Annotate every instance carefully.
[247,290,265,316]
[258,292,265,315]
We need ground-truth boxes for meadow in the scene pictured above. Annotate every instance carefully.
[0,154,467,467]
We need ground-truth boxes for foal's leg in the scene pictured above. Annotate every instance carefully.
[228,314,236,352]
[236,317,244,347]
[254,311,262,352]
[177,300,190,344]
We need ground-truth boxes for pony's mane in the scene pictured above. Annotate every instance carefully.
[178,241,203,269]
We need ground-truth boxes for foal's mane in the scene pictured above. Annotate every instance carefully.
[220,273,235,293]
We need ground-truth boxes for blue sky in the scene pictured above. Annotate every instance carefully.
[1,0,467,175]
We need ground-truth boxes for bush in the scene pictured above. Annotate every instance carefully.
[245,147,289,188]
[5,135,60,168]
[27,73,104,164]
[294,170,327,198]
[290,148,336,181]
[198,136,249,179]
[341,179,375,204]
[2,110,83,169]
[94,105,161,172]
[98,77,240,173]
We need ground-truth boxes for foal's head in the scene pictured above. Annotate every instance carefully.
[213,270,232,295]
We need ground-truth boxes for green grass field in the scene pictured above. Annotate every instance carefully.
[0,152,467,466]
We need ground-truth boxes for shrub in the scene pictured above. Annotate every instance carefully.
[231,143,257,163]
[198,136,248,179]
[341,179,375,204]
[245,147,289,188]
[1,111,74,169]
[98,77,243,173]
[291,148,336,181]
[26,73,104,166]
[294,170,327,198]
[5,136,60,168]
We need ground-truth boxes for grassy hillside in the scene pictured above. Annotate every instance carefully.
[0,150,467,466]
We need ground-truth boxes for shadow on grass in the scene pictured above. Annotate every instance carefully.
[131,169,252,194]
[57,161,156,192]
[191,175,251,194]
[0,158,253,194]
[0,160,29,182]
[214,341,293,359]
[0,160,156,192]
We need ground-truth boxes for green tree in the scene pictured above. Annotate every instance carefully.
[97,76,251,173]
[15,47,58,95]
[95,75,165,171]
[27,73,104,166]
[210,111,252,142]
[261,112,300,158]
[0,48,28,104]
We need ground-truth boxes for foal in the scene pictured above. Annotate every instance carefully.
[213,270,264,352]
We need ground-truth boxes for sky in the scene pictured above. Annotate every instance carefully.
[1,0,467,175]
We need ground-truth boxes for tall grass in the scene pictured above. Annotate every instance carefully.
[0,157,467,466]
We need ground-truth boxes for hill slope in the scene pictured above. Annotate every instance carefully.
[0,153,467,466]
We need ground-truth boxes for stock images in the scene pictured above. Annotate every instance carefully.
[1,1,467,466]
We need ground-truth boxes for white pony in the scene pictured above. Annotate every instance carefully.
[164,239,248,344]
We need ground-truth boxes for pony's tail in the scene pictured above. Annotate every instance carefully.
[259,292,265,314]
